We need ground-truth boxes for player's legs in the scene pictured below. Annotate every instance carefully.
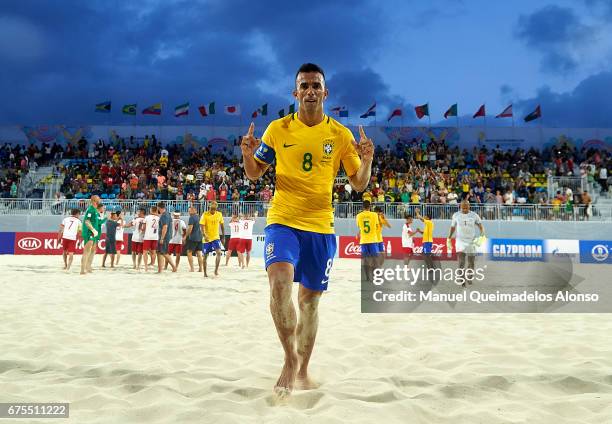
[116,243,121,264]
[174,250,181,269]
[81,239,94,274]
[214,248,221,276]
[237,250,244,268]
[196,250,203,272]
[132,251,137,268]
[102,253,108,267]
[62,250,68,269]
[202,243,209,277]
[164,253,177,272]
[87,243,96,272]
[267,261,298,394]
[225,249,233,266]
[466,253,476,285]
[245,241,252,267]
[143,249,150,272]
[110,253,115,267]
[296,284,322,390]
[67,252,74,271]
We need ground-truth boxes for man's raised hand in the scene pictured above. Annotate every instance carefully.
[241,122,260,156]
[353,125,374,163]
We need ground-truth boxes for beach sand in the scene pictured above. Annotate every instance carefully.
[1,255,611,423]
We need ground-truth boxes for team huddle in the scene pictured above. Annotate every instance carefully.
[57,196,255,277]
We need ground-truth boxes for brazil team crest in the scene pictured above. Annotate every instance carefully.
[265,243,274,257]
[322,138,334,160]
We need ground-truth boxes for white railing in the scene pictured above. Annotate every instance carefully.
[548,175,587,200]
[0,198,608,221]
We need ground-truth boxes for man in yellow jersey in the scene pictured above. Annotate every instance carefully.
[356,200,380,281]
[199,200,225,277]
[415,208,435,270]
[373,206,391,263]
[241,63,373,396]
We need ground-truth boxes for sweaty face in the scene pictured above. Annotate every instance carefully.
[294,72,327,112]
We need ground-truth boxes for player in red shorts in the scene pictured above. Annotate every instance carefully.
[142,206,160,272]
[237,212,255,268]
[225,214,244,267]
[57,208,81,271]
[167,212,187,270]
[125,208,146,270]
[401,214,421,265]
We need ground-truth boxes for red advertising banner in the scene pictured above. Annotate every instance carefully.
[14,232,129,255]
[338,236,456,260]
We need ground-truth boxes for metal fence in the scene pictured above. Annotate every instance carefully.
[0,198,608,221]
[548,175,587,199]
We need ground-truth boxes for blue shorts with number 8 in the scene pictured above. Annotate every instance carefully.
[264,224,336,292]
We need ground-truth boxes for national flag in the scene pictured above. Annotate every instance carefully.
[288,103,295,114]
[523,105,542,122]
[174,102,189,117]
[198,102,215,117]
[444,103,457,119]
[496,104,513,118]
[414,103,429,119]
[252,103,268,118]
[95,101,111,113]
[142,103,162,115]
[122,104,137,115]
[473,104,486,118]
[387,108,402,122]
[224,105,241,115]
[330,106,348,117]
[360,102,376,118]
[278,108,285,118]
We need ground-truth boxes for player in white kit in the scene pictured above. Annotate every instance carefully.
[167,212,187,270]
[57,209,82,271]
[448,200,486,286]
[401,214,422,266]
[142,206,160,272]
[124,208,146,270]
[225,214,244,267]
[237,213,255,268]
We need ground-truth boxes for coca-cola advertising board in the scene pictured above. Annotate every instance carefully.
[338,236,456,260]
[14,232,129,255]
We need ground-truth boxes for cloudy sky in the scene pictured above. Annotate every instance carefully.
[1,0,611,127]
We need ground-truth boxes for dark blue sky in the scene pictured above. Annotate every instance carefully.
[1,0,611,127]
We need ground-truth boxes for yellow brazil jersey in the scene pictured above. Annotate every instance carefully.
[255,113,361,234]
[422,218,433,243]
[356,211,379,244]
[376,214,388,243]
[200,210,223,241]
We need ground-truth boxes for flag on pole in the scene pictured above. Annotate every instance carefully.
[496,104,513,118]
[224,105,241,115]
[288,103,295,114]
[360,102,376,118]
[473,104,486,118]
[198,102,215,117]
[142,103,162,115]
[444,103,458,119]
[95,101,111,113]
[414,103,429,119]
[122,104,137,115]
[251,103,268,118]
[523,105,542,122]
[387,108,402,122]
[330,106,348,117]
[174,102,189,117]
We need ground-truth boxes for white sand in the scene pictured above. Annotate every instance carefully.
[1,255,612,423]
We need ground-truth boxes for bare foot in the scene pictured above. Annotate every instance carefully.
[172,266,177,273]
[274,354,298,397]
[80,271,86,275]
[296,373,319,390]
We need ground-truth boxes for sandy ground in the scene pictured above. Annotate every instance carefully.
[1,255,612,423]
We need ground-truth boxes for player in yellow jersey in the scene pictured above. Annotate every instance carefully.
[241,63,373,397]
[199,201,225,278]
[373,206,391,264]
[355,200,380,281]
[415,208,435,270]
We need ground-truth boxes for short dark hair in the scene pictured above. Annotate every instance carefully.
[295,63,325,82]
[71,209,80,216]
[373,206,383,213]
[363,200,371,209]
[138,207,146,214]
[157,201,166,209]
[405,214,413,219]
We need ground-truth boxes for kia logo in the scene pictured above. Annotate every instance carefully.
[591,244,609,262]
[18,237,42,251]
[344,241,361,256]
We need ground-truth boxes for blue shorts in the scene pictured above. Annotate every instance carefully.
[203,239,223,254]
[377,242,385,253]
[361,243,379,257]
[264,224,336,292]
[422,242,433,255]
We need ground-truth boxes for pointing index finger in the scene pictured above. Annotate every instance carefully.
[358,125,367,140]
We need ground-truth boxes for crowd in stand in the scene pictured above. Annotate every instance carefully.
[1,135,610,216]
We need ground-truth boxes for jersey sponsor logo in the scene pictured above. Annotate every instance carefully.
[344,241,361,257]
[283,143,296,148]
[338,236,453,259]
[579,240,611,264]
[490,239,544,261]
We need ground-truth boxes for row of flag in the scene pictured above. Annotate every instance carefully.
[95,101,297,118]
[96,100,542,123]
